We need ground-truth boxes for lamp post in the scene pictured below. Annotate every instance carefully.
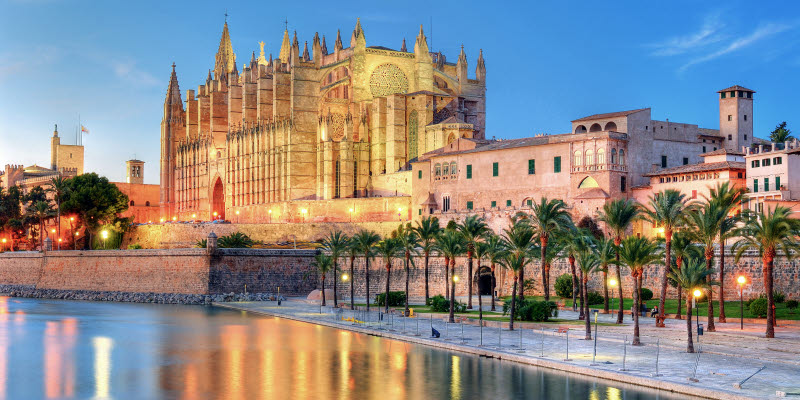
[301,208,307,223]
[342,273,349,305]
[74,231,79,250]
[101,230,109,250]
[236,210,240,224]
[51,228,58,250]
[268,209,272,224]
[349,208,354,223]
[693,289,702,342]
[608,278,618,318]
[737,275,746,330]
[1,238,6,252]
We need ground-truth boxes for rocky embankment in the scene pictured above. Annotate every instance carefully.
[0,285,284,305]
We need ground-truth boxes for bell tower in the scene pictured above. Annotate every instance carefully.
[718,85,754,152]
[126,159,144,184]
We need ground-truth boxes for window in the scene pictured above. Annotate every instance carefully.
[713,147,717,151]
[774,157,782,165]
[661,155,667,168]
[450,162,457,176]
[585,149,594,165]
[492,162,499,177]
[130,200,135,206]
[491,201,497,208]
[443,163,449,176]
[466,164,472,179]
[753,179,758,193]
[728,115,732,121]
[442,195,451,212]
[418,170,422,179]
[610,149,617,164]
[752,160,760,168]
[466,201,473,210]
[418,209,422,215]
[744,115,747,121]
[526,199,533,207]
[145,201,150,206]
[554,156,561,173]
[763,158,771,167]
[683,157,689,165]
[721,92,726,99]
[703,146,706,153]
[619,150,625,165]
[764,178,769,192]
[506,200,512,207]
[738,91,744,97]
[574,151,582,166]
[744,135,747,140]
[435,164,441,176]
[729,91,735,97]
[597,149,605,164]
[776,176,781,190]
[620,176,626,192]
[738,172,743,178]
[528,159,535,174]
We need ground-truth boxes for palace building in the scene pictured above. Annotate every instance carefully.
[160,19,486,222]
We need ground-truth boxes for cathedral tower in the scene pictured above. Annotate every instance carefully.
[159,63,184,218]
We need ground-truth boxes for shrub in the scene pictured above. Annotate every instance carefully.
[554,274,573,298]
[427,295,466,313]
[503,298,558,322]
[749,298,768,318]
[640,288,654,301]
[127,243,143,250]
[787,300,798,310]
[218,232,255,248]
[376,291,406,307]
[773,291,786,304]
[586,292,604,306]
[196,239,207,248]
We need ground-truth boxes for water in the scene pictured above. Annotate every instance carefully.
[0,297,687,400]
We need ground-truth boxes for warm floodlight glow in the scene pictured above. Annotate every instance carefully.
[349,208,354,213]
[236,210,240,215]
[301,209,308,214]
[1,238,6,243]
[191,213,197,219]
[608,278,617,287]
[737,275,746,285]
[453,275,459,282]
[342,274,349,281]
[160,218,165,223]
[693,289,702,298]
[101,231,109,239]
[213,211,218,217]
[51,228,56,234]
[268,209,272,214]
[172,216,177,221]
[70,216,75,221]
[75,232,79,236]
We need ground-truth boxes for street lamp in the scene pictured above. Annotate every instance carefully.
[236,210,240,224]
[693,289,703,341]
[301,208,308,223]
[172,216,177,222]
[1,238,6,252]
[453,275,459,282]
[101,230,109,250]
[160,218,165,223]
[398,207,403,221]
[737,275,747,330]
[268,209,272,224]
[213,211,218,220]
[349,208,354,222]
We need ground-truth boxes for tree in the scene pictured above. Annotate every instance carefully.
[60,173,129,249]
[530,197,572,301]
[498,252,529,331]
[46,175,70,246]
[435,229,465,323]
[598,199,640,324]
[576,245,600,340]
[474,239,491,322]
[414,216,441,303]
[345,239,360,310]
[685,201,726,332]
[504,213,537,303]
[312,253,334,306]
[706,182,745,323]
[375,237,402,314]
[618,236,662,345]
[668,258,716,353]
[483,233,508,311]
[670,231,703,319]
[321,230,349,308]
[560,228,594,318]
[733,207,800,338]
[641,189,687,327]
[395,223,420,315]
[27,200,53,248]
[768,121,793,143]
[458,215,489,309]
[595,238,617,314]
[350,230,381,312]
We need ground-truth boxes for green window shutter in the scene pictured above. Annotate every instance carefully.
[418,209,422,215]
[466,201,473,210]
[554,156,561,173]
[491,201,496,208]
[528,159,535,174]
[506,200,512,207]
[776,176,781,190]
[526,199,532,207]
[764,178,769,192]
[753,179,758,193]
[466,164,472,179]
[418,170,422,179]
[492,162,499,177]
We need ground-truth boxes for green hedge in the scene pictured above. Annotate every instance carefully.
[426,295,466,313]
[376,291,406,307]
[586,292,604,305]
[749,298,768,318]
[503,298,558,322]
[640,288,654,301]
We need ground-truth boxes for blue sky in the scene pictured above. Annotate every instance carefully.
[1,0,798,184]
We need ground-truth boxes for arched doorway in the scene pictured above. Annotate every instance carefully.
[212,177,225,220]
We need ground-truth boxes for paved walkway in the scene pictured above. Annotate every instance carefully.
[216,299,800,400]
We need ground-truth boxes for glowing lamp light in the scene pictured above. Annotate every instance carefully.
[213,211,218,217]
[693,289,702,298]
[349,208,354,213]
[268,210,272,214]
[75,232,79,236]
[301,209,308,214]
[58,238,62,243]
[342,274,349,281]
[160,218,165,223]
[101,231,109,239]
[148,220,152,224]
[737,276,746,285]
[51,229,56,234]
[453,275,459,282]
[398,208,402,212]
[70,217,75,221]
[608,278,617,287]
[191,213,197,219]
[1,238,6,244]
[235,210,240,215]
[172,216,177,221]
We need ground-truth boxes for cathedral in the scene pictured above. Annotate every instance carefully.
[160,19,486,222]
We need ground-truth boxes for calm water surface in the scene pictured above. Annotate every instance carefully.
[0,297,688,399]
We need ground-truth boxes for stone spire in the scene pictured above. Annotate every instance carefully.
[334,29,343,52]
[165,63,182,106]
[457,44,468,83]
[321,35,329,55]
[279,29,291,64]
[414,25,429,55]
[302,41,310,61]
[401,38,407,52]
[476,49,486,82]
[214,22,236,78]
[350,18,365,48]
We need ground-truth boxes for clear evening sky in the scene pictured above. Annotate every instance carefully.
[1,0,798,184]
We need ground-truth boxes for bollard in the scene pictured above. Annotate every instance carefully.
[590,324,599,365]
[540,327,545,357]
[445,321,450,340]
[479,321,483,347]
[460,321,465,344]
[564,329,572,361]
[516,327,525,353]
[415,317,420,336]
[403,315,406,332]
[620,335,628,371]
[651,339,661,377]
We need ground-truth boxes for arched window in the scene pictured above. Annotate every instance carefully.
[434,164,441,177]
[604,122,617,131]
[611,149,617,164]
[585,149,594,165]
[589,123,602,132]
[145,201,150,206]
[130,200,135,206]
[574,151,582,166]
[578,176,600,188]
[450,162,457,176]
[575,125,587,134]
[443,163,449,176]
[619,149,626,165]
[597,149,605,164]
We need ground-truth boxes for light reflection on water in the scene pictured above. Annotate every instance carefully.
[0,297,689,400]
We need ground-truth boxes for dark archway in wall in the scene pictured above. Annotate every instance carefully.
[589,123,602,132]
[212,177,225,220]
[604,121,617,131]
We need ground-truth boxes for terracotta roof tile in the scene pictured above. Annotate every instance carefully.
[574,188,610,199]
[717,85,755,93]
[572,108,649,123]
[644,161,745,177]
[699,148,744,157]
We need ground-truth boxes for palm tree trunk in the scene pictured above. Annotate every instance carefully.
[424,250,430,303]
[615,249,624,324]
[765,254,775,338]
[686,293,694,353]
[602,267,610,314]
[633,272,641,346]
[545,262,552,302]
[509,276,517,331]
[333,259,338,308]
[657,232,671,327]
[444,256,450,299]
[350,255,355,310]
[676,257,683,319]
[583,273,591,340]
[321,276,326,307]
[718,238,727,323]
[385,261,391,314]
[365,257,371,312]
[467,249,473,309]
[541,236,549,301]
[569,256,578,313]
[518,259,525,302]
[449,258,456,323]
[490,263,497,311]
[404,252,410,316]
[705,255,716,332]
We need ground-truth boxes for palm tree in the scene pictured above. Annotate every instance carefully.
[395,224,420,315]
[668,258,716,353]
[498,252,529,331]
[576,247,600,340]
[414,216,441,303]
[641,189,687,327]
[618,236,662,345]
[530,197,572,301]
[670,231,703,319]
[503,215,536,302]
[28,200,53,249]
[435,229,465,323]
[595,238,617,314]
[312,253,334,306]
[345,240,360,310]
[458,215,489,309]
[321,230,349,308]
[46,175,70,246]
[483,233,507,311]
[706,182,744,323]
[733,207,800,338]
[560,228,594,319]
[474,239,491,322]
[375,236,403,314]
[598,199,640,324]
[685,202,726,332]
[351,230,381,311]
